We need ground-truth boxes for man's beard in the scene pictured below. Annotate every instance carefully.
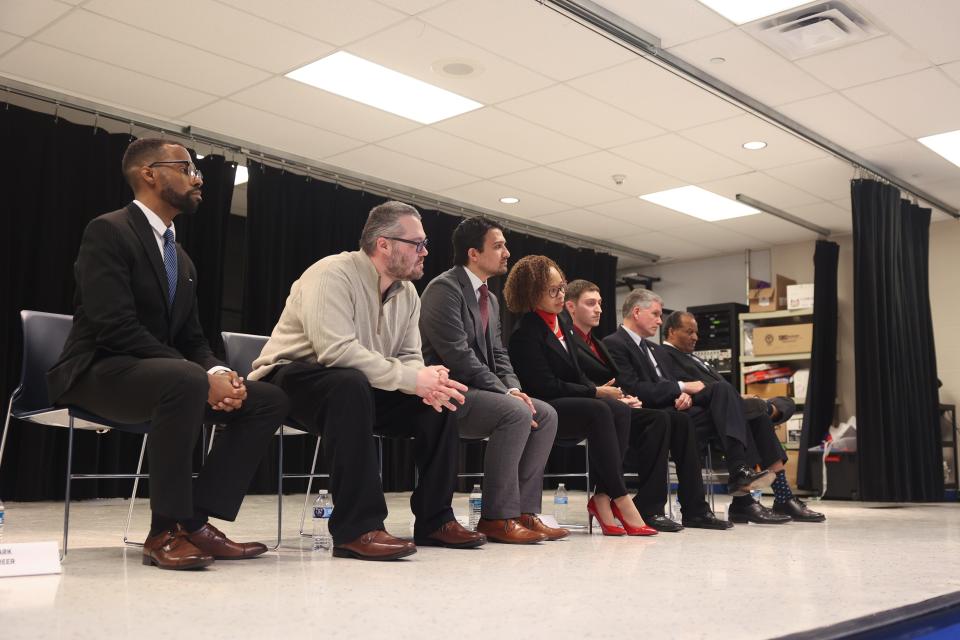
[386,252,424,281]
[161,184,200,215]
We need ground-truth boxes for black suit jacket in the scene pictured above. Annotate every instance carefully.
[659,342,726,384]
[567,323,620,387]
[602,327,683,409]
[419,265,520,393]
[508,311,596,401]
[47,203,222,401]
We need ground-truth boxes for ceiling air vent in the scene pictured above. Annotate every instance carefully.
[746,1,882,60]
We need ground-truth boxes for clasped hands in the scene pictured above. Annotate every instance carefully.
[208,370,247,412]
[598,379,642,408]
[415,365,468,413]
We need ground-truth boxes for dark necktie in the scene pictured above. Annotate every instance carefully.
[689,352,711,372]
[639,340,663,379]
[478,283,489,333]
[163,228,178,307]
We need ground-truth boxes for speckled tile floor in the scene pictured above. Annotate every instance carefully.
[1,492,958,640]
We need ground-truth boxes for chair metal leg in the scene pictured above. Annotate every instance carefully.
[122,434,149,546]
[62,417,76,561]
[273,427,283,550]
[0,396,13,473]
[705,447,716,513]
[666,462,675,520]
[377,436,384,479]
[298,436,322,537]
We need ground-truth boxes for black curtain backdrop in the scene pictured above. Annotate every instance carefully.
[241,161,618,493]
[0,104,236,501]
[797,239,839,489]
[852,179,943,501]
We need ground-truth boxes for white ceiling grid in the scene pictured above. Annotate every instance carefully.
[0,0,958,265]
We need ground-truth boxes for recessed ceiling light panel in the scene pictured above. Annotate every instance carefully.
[640,185,760,222]
[696,0,813,25]
[743,141,768,150]
[286,51,483,125]
[499,196,520,204]
[918,129,960,169]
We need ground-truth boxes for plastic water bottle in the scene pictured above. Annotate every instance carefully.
[468,484,482,530]
[553,483,568,525]
[0,498,5,542]
[672,496,682,522]
[311,490,333,551]
[750,489,763,503]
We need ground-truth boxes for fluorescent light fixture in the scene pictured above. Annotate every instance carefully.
[286,51,483,125]
[742,140,767,150]
[918,129,960,169]
[499,196,520,204]
[194,153,205,159]
[234,165,249,186]
[696,0,813,25]
[640,185,760,221]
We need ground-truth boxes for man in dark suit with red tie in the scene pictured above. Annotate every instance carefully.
[47,138,289,569]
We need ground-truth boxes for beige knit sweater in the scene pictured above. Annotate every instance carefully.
[248,250,423,393]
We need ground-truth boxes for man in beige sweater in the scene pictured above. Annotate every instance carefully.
[249,201,485,560]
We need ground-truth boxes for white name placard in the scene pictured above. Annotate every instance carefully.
[0,542,62,578]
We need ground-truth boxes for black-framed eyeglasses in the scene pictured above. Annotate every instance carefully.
[546,283,567,299]
[384,236,429,253]
[148,160,203,180]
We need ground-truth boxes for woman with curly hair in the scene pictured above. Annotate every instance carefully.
[504,255,657,536]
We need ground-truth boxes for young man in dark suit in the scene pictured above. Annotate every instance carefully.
[563,280,730,531]
[660,311,824,523]
[47,138,289,569]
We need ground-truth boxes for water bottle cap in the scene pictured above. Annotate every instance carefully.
[472,484,481,490]
[558,483,566,488]
[319,489,328,495]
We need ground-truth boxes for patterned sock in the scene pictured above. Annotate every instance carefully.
[772,470,795,505]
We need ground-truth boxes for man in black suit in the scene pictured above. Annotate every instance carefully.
[420,218,563,543]
[47,138,289,569]
[660,311,824,523]
[602,288,774,507]
[563,280,730,531]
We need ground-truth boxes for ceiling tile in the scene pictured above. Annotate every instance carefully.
[34,10,270,97]
[764,156,855,201]
[662,221,764,253]
[377,127,533,179]
[435,107,597,165]
[591,0,731,48]
[941,60,960,84]
[498,84,664,148]
[915,179,960,214]
[667,28,831,106]
[549,151,684,197]
[439,181,569,218]
[715,214,819,244]
[612,133,751,183]
[83,0,333,73]
[859,0,960,64]
[856,139,960,185]
[843,68,960,138]
[777,92,906,151]
[325,145,478,192]
[183,100,364,161]
[569,58,743,130]
[494,167,624,208]
[0,0,72,37]
[785,201,852,233]
[0,41,215,119]
[795,35,931,90]
[231,77,420,143]
[589,198,700,231]
[0,31,22,55]
[616,231,714,261]
[346,19,554,104]
[699,171,822,208]
[419,0,634,81]
[374,0,447,14]
[680,114,826,170]
[531,209,645,242]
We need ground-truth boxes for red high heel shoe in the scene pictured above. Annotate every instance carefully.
[587,496,626,536]
[610,501,658,536]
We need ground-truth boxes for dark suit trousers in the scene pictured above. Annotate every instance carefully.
[267,363,457,545]
[745,413,788,468]
[58,355,287,521]
[550,397,631,499]
[621,408,671,515]
[665,412,711,517]
[688,382,751,466]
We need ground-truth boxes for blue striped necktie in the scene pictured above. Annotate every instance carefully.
[162,228,178,307]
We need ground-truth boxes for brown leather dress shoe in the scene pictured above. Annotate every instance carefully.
[519,513,569,540]
[181,523,268,560]
[475,518,547,544]
[332,530,417,561]
[142,529,214,570]
[414,520,487,549]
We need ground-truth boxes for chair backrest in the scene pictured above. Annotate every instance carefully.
[221,331,269,378]
[16,310,73,412]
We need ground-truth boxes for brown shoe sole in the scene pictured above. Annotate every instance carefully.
[332,546,417,561]
[481,533,546,544]
[413,536,487,549]
[142,554,214,570]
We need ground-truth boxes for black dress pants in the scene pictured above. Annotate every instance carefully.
[59,355,287,521]
[621,408,671,515]
[267,362,457,546]
[550,397,631,499]
[665,411,712,517]
[745,413,788,469]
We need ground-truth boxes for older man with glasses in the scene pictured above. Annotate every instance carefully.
[249,201,486,561]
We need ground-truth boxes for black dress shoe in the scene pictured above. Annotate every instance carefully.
[642,514,684,532]
[681,511,733,530]
[727,500,791,524]
[772,498,825,522]
[727,465,772,497]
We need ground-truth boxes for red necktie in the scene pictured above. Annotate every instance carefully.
[478,284,489,333]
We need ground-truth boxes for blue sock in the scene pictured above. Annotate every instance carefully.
[772,470,794,504]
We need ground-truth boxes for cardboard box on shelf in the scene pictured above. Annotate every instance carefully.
[753,323,813,355]
[748,274,796,313]
[746,381,791,398]
[793,369,810,398]
[784,449,799,487]
[775,422,788,443]
[787,283,814,310]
